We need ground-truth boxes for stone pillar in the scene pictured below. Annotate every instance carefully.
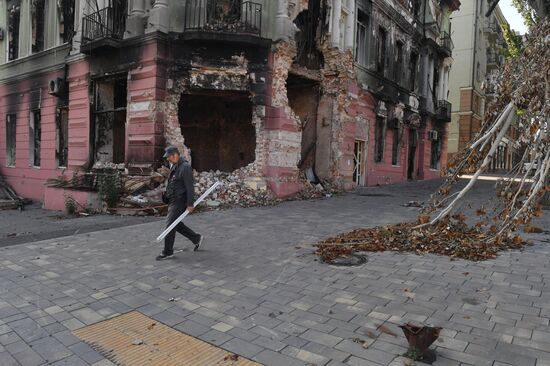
[126,0,147,37]
[147,0,169,34]
[275,0,292,41]
[331,0,342,48]
[344,0,355,50]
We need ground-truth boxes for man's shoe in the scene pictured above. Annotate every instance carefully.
[194,235,204,252]
[156,252,174,261]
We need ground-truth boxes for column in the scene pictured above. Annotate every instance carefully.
[275,0,291,41]
[147,0,169,33]
[331,0,342,48]
[344,0,356,50]
[126,0,147,37]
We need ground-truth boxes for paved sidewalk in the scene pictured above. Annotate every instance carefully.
[0,179,549,366]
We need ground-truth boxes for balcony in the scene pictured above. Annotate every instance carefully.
[81,7,126,54]
[437,31,453,57]
[182,0,263,41]
[435,100,452,122]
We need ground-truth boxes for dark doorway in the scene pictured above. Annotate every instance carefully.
[91,77,127,164]
[287,74,320,170]
[179,92,255,172]
[407,129,417,180]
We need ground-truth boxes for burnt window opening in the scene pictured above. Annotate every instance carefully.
[353,140,365,184]
[377,27,387,75]
[179,92,255,172]
[402,0,420,18]
[56,108,69,167]
[395,41,404,83]
[6,114,16,167]
[355,10,369,67]
[31,0,46,53]
[374,116,386,163]
[58,0,76,43]
[91,77,127,165]
[29,110,41,167]
[294,0,326,69]
[8,1,21,61]
[391,126,400,166]
[430,134,442,169]
[409,51,418,91]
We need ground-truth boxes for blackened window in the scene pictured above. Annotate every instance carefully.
[31,0,46,53]
[30,110,41,167]
[377,27,387,75]
[6,114,16,167]
[392,128,400,165]
[56,108,69,167]
[410,51,418,91]
[8,1,21,61]
[395,41,404,83]
[355,11,369,66]
[374,117,386,162]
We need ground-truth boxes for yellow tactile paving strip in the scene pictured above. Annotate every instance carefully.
[73,311,262,366]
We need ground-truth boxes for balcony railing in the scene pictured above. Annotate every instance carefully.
[484,20,498,33]
[438,31,453,56]
[183,0,262,36]
[82,7,126,47]
[486,52,498,65]
[435,100,452,122]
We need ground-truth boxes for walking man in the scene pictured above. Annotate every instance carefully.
[157,146,203,260]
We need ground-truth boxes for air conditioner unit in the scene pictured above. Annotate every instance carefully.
[48,78,66,97]
[428,130,439,141]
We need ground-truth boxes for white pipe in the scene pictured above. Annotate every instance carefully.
[156,181,221,242]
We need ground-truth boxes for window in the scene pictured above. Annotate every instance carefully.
[6,114,16,167]
[56,108,69,167]
[377,27,387,75]
[392,128,400,165]
[430,135,442,169]
[395,41,404,82]
[355,11,369,66]
[374,117,386,162]
[31,0,46,53]
[353,140,365,184]
[29,110,41,167]
[409,51,418,91]
[8,1,21,61]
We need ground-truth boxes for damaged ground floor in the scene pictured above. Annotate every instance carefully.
[0,36,448,210]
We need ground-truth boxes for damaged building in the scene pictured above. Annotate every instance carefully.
[0,0,459,210]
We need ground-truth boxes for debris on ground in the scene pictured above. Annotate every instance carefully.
[315,219,528,263]
[46,163,337,216]
[0,173,30,210]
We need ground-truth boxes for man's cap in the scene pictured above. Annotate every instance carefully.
[163,146,180,158]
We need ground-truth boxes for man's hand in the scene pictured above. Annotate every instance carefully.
[187,206,194,213]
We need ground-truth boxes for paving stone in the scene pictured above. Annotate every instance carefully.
[301,329,343,347]
[11,349,45,366]
[0,181,548,366]
[221,337,263,358]
[29,336,72,363]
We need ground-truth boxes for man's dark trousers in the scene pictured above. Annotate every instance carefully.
[163,198,201,255]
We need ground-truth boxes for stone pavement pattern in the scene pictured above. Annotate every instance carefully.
[0,179,549,366]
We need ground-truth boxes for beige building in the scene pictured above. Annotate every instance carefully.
[447,0,518,170]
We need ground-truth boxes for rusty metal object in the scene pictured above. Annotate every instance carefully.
[74,311,261,366]
[400,323,441,356]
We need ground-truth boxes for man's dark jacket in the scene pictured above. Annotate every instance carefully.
[164,158,194,204]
